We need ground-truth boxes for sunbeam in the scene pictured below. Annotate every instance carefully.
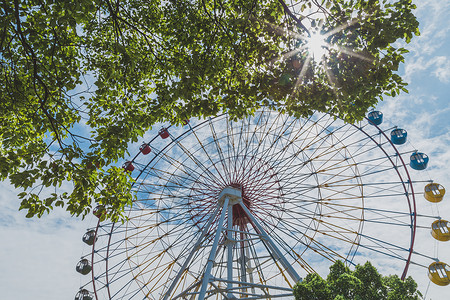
[336,45,374,62]
[324,60,339,98]
[251,5,384,109]
[292,54,312,96]
[269,48,303,66]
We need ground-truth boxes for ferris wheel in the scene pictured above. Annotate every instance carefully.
[75,108,450,300]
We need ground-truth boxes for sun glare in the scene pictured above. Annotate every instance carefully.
[261,19,374,95]
[306,32,327,61]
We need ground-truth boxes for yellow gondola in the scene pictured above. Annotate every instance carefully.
[428,262,450,286]
[424,183,445,203]
[431,220,450,242]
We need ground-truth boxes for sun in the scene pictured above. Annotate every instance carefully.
[305,31,327,61]
[261,18,374,96]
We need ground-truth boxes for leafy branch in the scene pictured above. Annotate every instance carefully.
[1,0,419,221]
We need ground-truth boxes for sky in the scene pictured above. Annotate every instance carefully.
[1,1,450,299]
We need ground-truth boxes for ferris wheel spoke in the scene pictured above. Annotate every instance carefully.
[272,143,359,187]
[316,183,362,200]
[111,277,148,300]
[317,138,380,167]
[165,146,220,186]
[85,110,426,299]
[90,252,142,299]
[357,234,411,260]
[182,123,230,186]
[207,117,234,184]
[234,113,300,170]
[140,259,177,293]
[256,122,302,164]
[318,205,362,222]
[126,228,194,264]
[251,113,291,155]
[239,110,283,161]
[273,118,359,169]
[234,115,255,166]
[273,211,358,254]
[283,231,352,266]
[296,231,350,263]
[133,186,217,214]
[268,206,362,263]
[325,202,412,227]
[225,115,258,177]
[125,218,190,244]
[362,208,412,224]
[134,169,212,201]
[107,267,141,298]
[227,130,282,178]
[361,205,419,217]
[291,114,340,151]
[256,119,341,172]
[307,148,381,178]
[361,218,412,227]
[254,211,319,272]
[147,150,220,191]
[89,236,128,262]
[130,211,211,250]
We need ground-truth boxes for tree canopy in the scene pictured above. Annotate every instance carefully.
[1,0,419,220]
[294,261,422,300]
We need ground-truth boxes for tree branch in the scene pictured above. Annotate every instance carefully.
[277,0,310,36]
[13,0,77,168]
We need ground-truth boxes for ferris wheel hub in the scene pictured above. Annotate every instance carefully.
[218,185,252,226]
[218,186,243,206]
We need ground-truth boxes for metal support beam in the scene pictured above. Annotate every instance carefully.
[163,205,222,300]
[198,197,229,299]
[227,201,234,299]
[239,203,302,283]
[239,233,247,292]
[245,238,256,296]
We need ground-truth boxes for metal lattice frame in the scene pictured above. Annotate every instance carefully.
[83,109,419,299]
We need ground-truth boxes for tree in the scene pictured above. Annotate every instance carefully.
[1,0,419,220]
[293,261,422,300]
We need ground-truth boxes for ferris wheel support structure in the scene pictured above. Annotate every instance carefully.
[76,109,447,300]
[163,205,222,300]
[170,186,302,299]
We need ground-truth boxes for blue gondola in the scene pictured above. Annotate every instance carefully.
[391,128,407,145]
[410,152,429,170]
[367,111,383,125]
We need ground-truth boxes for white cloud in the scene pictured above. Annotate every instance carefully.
[401,0,450,85]
[432,56,450,83]
[405,55,450,84]
[413,0,450,52]
[0,181,91,299]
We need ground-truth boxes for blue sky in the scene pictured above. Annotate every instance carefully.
[1,1,450,299]
[378,1,450,298]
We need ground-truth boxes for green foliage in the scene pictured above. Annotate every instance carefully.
[1,0,419,220]
[294,261,422,300]
[294,273,332,300]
